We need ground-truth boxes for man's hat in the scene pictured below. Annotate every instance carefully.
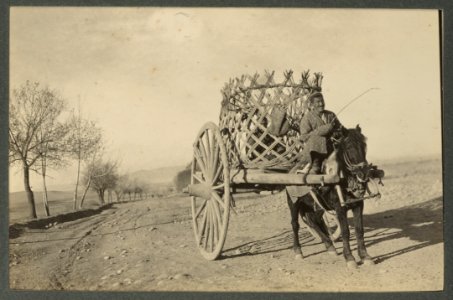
[307,91,324,102]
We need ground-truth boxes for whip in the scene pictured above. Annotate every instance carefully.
[330,87,380,123]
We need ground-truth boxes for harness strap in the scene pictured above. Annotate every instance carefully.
[309,189,330,211]
[335,184,347,207]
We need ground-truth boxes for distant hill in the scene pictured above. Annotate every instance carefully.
[128,165,187,185]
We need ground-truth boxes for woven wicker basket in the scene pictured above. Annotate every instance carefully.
[219,70,323,170]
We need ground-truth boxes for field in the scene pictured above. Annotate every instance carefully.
[8,156,443,292]
[9,190,101,224]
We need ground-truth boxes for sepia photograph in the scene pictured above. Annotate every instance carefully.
[7,7,443,292]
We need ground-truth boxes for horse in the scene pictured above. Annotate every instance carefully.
[286,125,382,268]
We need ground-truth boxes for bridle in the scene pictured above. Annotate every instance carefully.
[336,133,382,201]
[343,151,368,182]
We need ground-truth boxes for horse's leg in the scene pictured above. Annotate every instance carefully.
[352,201,374,265]
[304,210,337,255]
[335,206,357,268]
[286,191,303,259]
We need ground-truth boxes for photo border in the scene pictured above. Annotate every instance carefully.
[1,1,451,299]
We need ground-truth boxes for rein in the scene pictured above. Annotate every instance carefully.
[343,151,367,182]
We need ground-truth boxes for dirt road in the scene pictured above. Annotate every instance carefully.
[9,159,444,292]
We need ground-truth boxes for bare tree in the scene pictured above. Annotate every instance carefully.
[114,174,130,202]
[140,182,151,199]
[134,186,143,200]
[77,149,102,209]
[133,180,151,200]
[36,117,68,216]
[9,81,67,219]
[124,187,133,201]
[81,159,118,207]
[66,106,102,210]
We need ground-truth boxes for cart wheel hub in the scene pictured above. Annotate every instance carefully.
[188,183,213,200]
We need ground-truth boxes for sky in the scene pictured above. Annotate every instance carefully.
[8,8,442,192]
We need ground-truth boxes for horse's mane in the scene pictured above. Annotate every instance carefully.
[341,127,368,164]
[345,128,367,148]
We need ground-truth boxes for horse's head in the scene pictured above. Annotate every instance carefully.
[335,125,375,198]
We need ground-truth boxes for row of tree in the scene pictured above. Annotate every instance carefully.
[83,166,153,206]
[9,81,119,218]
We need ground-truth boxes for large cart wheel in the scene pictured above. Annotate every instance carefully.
[190,122,231,260]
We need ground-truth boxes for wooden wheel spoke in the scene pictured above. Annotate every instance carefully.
[203,229,208,249]
[199,134,211,171]
[195,199,207,219]
[205,131,213,166]
[214,213,220,245]
[193,173,205,184]
[213,163,223,184]
[212,192,226,210]
[198,207,208,243]
[203,203,211,249]
[212,183,225,190]
[194,146,208,177]
[208,203,215,251]
[211,203,218,248]
[211,137,219,178]
[211,198,223,229]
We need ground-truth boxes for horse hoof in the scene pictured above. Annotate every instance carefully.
[295,254,304,260]
[347,260,358,269]
[363,258,375,266]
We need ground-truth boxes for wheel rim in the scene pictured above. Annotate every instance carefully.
[191,122,230,260]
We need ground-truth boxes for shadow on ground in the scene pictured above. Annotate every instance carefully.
[9,203,115,239]
[222,228,326,259]
[362,196,442,263]
[222,196,443,263]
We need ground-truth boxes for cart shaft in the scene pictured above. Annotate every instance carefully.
[185,170,340,199]
[229,169,340,185]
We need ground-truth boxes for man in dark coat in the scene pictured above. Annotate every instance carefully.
[298,92,343,174]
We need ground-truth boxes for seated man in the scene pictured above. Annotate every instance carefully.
[297,92,344,174]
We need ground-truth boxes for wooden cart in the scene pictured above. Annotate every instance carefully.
[186,71,344,260]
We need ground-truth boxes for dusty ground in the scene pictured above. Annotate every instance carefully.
[9,158,443,292]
